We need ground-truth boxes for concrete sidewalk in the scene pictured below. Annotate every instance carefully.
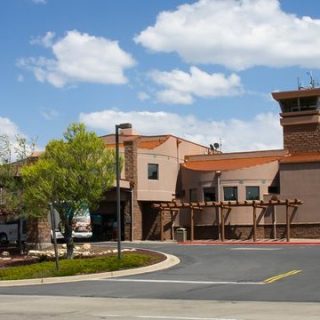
[1,295,320,320]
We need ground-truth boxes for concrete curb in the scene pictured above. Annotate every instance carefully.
[0,251,180,287]
[179,240,320,246]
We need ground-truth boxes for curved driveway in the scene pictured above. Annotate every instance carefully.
[0,242,320,302]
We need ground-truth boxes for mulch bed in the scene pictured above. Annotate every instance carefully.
[0,247,39,268]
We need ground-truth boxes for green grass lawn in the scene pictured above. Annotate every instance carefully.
[0,252,158,280]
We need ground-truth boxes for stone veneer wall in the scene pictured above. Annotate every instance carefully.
[123,199,132,241]
[124,139,143,240]
[283,124,320,153]
[186,224,320,240]
[26,217,51,249]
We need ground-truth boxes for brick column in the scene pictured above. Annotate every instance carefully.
[26,217,52,249]
[124,139,143,240]
[123,198,132,240]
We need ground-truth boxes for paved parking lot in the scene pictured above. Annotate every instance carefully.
[0,242,319,302]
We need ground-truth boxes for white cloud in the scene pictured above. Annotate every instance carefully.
[80,109,282,152]
[150,67,243,104]
[30,31,55,48]
[135,0,320,70]
[40,108,59,120]
[31,0,47,4]
[137,91,150,101]
[19,30,136,87]
[0,117,40,161]
[0,117,22,139]
[17,74,24,82]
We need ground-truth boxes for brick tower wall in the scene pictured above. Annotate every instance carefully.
[283,123,320,153]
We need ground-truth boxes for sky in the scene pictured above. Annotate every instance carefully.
[1,0,320,153]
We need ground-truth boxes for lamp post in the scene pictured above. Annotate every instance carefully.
[216,170,222,241]
[115,123,132,259]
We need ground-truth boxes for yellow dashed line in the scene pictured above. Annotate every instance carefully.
[264,270,302,284]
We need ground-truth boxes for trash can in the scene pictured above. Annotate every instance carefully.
[176,228,187,242]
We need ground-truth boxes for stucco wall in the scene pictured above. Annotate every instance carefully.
[137,137,208,201]
[180,161,279,226]
[279,162,320,223]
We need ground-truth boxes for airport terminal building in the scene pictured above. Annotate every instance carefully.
[23,86,320,245]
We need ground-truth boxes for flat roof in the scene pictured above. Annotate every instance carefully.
[272,88,320,101]
[280,152,320,164]
[183,154,283,172]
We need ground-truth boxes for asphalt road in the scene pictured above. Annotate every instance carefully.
[0,242,320,302]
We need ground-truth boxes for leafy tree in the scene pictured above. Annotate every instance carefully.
[0,134,35,215]
[21,123,116,258]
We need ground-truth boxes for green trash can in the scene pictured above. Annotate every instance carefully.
[176,228,187,242]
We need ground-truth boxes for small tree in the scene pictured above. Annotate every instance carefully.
[21,123,116,258]
[0,134,35,215]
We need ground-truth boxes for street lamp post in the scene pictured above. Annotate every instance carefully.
[115,123,132,259]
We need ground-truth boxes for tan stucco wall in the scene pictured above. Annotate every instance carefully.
[180,161,279,226]
[137,137,208,201]
[279,162,320,223]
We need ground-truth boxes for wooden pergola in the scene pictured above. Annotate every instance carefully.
[153,199,303,242]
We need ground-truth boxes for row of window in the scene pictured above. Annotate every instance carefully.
[147,163,270,202]
[190,186,260,202]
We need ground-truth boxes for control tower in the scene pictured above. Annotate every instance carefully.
[272,88,320,153]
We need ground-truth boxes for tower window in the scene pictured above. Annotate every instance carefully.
[148,163,159,180]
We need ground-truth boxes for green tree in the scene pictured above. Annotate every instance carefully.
[0,134,34,215]
[21,123,116,258]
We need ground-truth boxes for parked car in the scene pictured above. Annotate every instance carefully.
[50,206,92,241]
[0,219,26,245]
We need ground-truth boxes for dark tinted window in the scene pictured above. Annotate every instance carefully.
[148,163,159,180]
[223,186,238,201]
[246,186,260,200]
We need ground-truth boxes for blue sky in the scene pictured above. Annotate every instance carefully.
[1,0,320,152]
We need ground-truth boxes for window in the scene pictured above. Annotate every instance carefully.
[246,186,260,200]
[148,163,159,180]
[223,186,238,201]
[189,188,198,202]
[203,187,216,201]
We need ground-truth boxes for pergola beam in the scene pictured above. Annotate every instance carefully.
[153,199,302,210]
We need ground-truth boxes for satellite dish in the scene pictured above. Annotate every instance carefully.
[209,144,214,151]
[213,143,220,149]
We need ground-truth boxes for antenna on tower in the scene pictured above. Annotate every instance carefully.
[307,71,315,88]
[297,77,303,90]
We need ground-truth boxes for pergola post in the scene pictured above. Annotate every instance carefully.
[253,204,257,242]
[221,207,225,242]
[170,210,174,240]
[160,209,164,241]
[216,207,221,240]
[153,199,302,243]
[272,205,277,239]
[286,200,290,242]
[190,207,194,242]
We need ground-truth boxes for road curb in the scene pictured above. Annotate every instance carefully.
[0,251,180,287]
[179,240,320,246]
